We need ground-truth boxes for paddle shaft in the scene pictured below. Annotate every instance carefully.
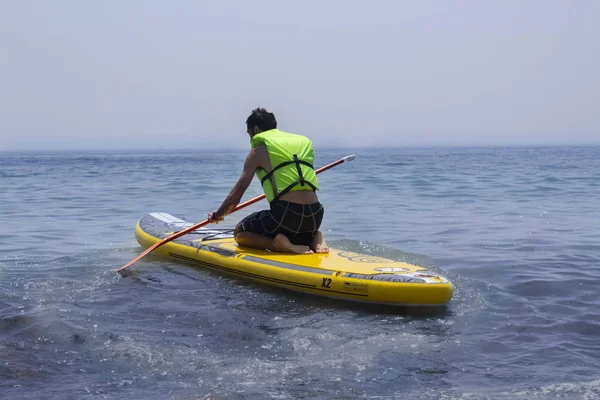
[115,154,355,272]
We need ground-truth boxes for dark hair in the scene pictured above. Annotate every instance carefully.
[246,108,277,132]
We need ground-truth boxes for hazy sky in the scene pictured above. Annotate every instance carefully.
[1,1,599,151]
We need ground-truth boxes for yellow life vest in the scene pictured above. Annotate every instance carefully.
[250,129,319,202]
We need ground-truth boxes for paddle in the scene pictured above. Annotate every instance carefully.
[114,154,356,273]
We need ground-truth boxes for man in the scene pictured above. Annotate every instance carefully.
[208,108,328,254]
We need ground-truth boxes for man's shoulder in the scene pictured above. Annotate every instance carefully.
[250,143,269,159]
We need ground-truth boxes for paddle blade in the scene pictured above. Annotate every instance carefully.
[115,219,211,272]
[114,243,162,273]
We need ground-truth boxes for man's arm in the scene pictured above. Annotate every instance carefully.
[209,149,258,222]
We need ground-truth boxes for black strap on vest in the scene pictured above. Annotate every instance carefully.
[260,154,316,202]
[260,157,314,186]
[293,154,305,187]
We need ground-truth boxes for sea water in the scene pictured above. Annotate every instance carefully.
[1,146,599,399]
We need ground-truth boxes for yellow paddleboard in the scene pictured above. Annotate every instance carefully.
[136,213,453,306]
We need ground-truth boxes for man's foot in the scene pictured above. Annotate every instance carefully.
[312,231,329,254]
[273,234,314,254]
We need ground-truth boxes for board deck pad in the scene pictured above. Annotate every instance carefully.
[144,213,446,284]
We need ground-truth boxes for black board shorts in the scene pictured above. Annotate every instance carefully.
[236,200,324,246]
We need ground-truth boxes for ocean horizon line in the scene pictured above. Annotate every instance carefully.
[1,142,600,155]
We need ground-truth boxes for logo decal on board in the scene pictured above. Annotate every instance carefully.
[337,251,395,264]
[343,282,369,294]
